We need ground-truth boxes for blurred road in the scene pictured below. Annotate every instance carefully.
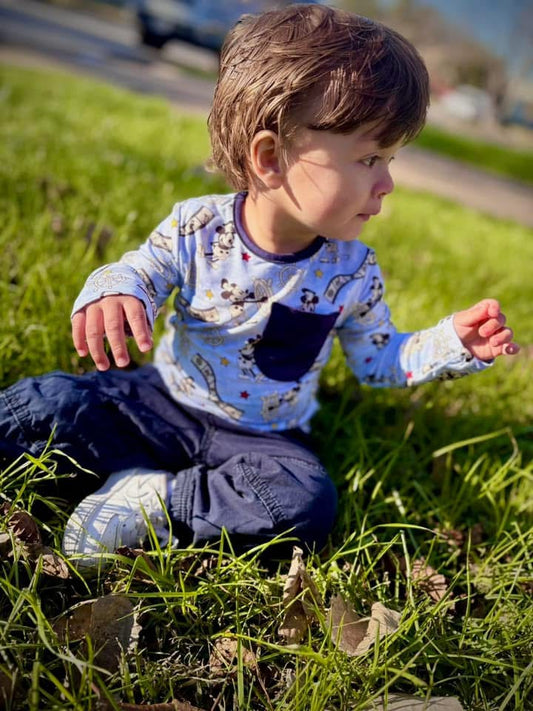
[1,0,532,227]
[0,0,217,111]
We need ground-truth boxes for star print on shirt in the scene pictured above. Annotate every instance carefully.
[171,218,178,228]
[206,290,214,299]
[242,252,251,262]
[220,357,229,366]
[240,391,250,399]
[315,269,323,278]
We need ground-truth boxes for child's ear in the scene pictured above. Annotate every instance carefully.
[249,130,284,188]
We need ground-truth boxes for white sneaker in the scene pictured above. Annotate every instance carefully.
[62,468,173,569]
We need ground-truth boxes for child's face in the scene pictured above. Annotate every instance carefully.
[278,124,401,244]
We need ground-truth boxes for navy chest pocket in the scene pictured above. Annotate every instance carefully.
[254,302,340,382]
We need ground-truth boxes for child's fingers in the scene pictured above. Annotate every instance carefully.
[455,298,501,328]
[489,326,514,349]
[71,311,88,357]
[101,300,130,368]
[85,306,111,371]
[123,299,152,354]
[478,314,506,338]
[504,342,520,355]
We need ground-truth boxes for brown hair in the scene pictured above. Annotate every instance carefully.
[208,3,430,190]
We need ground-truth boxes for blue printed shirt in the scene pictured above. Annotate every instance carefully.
[72,192,491,431]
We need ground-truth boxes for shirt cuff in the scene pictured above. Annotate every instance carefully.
[401,315,493,386]
[70,264,157,328]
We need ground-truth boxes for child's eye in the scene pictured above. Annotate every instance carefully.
[361,155,379,167]
[360,155,396,168]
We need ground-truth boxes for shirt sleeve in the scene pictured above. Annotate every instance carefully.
[337,262,492,387]
[71,208,183,330]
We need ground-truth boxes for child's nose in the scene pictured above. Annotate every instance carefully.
[373,169,394,199]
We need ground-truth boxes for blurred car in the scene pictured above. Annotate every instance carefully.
[438,85,494,123]
[136,0,320,52]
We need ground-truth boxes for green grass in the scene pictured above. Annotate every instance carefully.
[414,124,533,185]
[1,64,532,710]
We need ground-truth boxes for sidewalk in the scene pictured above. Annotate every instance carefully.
[394,146,533,228]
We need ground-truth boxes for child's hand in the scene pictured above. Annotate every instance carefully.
[453,299,519,362]
[72,295,153,371]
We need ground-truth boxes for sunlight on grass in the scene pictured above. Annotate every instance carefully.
[1,64,532,710]
[414,124,533,185]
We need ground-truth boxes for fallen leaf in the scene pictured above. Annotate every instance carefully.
[278,603,310,645]
[328,595,401,656]
[115,547,157,568]
[210,637,238,674]
[6,509,41,544]
[209,637,258,676]
[89,595,136,673]
[278,546,322,644]
[435,527,465,551]
[115,546,158,581]
[53,600,95,643]
[53,595,136,673]
[1,504,69,577]
[364,693,464,710]
[23,543,70,579]
[411,558,453,609]
[281,547,321,611]
[193,555,220,577]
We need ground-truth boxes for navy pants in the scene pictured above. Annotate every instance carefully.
[0,366,337,550]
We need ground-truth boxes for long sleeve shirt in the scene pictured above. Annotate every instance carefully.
[72,192,490,432]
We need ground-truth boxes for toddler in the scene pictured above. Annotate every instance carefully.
[0,4,518,567]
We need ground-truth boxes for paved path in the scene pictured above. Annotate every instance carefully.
[1,0,532,228]
[393,147,533,227]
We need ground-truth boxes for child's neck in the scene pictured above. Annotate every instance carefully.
[241,191,318,255]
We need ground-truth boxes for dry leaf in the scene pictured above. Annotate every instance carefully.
[281,546,321,611]
[328,595,401,656]
[1,504,69,578]
[209,637,257,676]
[278,546,322,644]
[53,600,95,643]
[23,543,70,579]
[6,509,41,544]
[435,527,465,550]
[53,595,135,673]
[411,558,453,609]
[115,547,157,570]
[115,546,158,582]
[193,556,219,577]
[364,693,464,710]
[89,595,135,673]
[210,637,239,674]
[278,603,311,645]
